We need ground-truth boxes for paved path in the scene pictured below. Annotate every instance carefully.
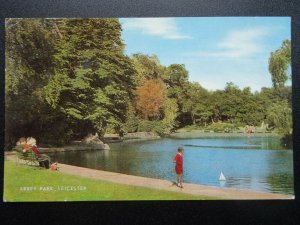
[5,153,293,200]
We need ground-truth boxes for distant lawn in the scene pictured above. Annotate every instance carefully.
[3,160,218,201]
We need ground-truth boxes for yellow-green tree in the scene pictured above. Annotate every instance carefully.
[269,39,291,88]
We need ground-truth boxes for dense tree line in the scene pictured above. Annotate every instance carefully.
[5,19,292,148]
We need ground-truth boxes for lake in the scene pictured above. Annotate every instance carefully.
[48,136,294,195]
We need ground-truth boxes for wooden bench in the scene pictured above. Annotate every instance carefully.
[16,149,51,168]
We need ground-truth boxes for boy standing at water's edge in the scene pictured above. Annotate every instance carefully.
[173,146,184,188]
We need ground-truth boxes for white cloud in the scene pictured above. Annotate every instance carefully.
[182,27,275,91]
[192,27,270,59]
[121,18,192,40]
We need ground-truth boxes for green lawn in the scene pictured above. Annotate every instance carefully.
[3,160,218,201]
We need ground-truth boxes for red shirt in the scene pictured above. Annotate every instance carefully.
[174,153,183,174]
[31,145,40,157]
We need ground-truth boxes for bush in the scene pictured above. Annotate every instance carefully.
[202,122,239,133]
[137,120,168,136]
[123,111,139,133]
[183,125,203,131]
[105,125,118,134]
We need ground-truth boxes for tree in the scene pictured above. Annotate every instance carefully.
[237,87,265,126]
[5,19,60,147]
[183,82,210,125]
[266,101,292,134]
[165,64,189,87]
[131,54,166,85]
[136,79,166,120]
[268,39,291,88]
[44,18,136,138]
[162,98,178,131]
[123,103,140,133]
[218,82,243,123]
[165,64,192,126]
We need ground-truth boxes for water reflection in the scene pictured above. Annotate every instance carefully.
[224,177,252,189]
[48,137,294,195]
[219,180,226,187]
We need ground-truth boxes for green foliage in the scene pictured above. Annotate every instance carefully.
[268,39,291,88]
[205,122,239,133]
[267,101,292,134]
[44,18,136,138]
[5,18,292,149]
[186,82,211,125]
[165,64,189,87]
[5,18,137,147]
[137,120,168,136]
[131,54,166,85]
[165,64,195,126]
[162,98,179,131]
[122,104,139,133]
[5,19,60,148]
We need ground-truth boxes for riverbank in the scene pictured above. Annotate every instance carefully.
[34,130,281,153]
[104,132,161,142]
[168,130,281,139]
[105,130,280,142]
[4,153,292,200]
[36,132,160,153]
[38,143,110,153]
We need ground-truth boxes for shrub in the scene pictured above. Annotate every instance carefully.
[137,120,168,136]
[205,122,237,133]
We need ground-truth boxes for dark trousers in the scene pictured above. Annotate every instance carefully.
[39,159,50,169]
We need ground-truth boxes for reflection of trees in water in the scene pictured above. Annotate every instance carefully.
[245,137,286,150]
[84,150,110,169]
[50,150,111,170]
[265,150,294,194]
[48,138,294,194]
[265,173,294,194]
[225,177,252,189]
[281,133,292,148]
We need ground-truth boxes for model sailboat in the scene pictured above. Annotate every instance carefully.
[219,171,226,181]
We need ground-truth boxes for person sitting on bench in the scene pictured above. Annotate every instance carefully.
[25,137,51,169]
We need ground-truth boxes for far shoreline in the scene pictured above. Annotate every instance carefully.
[167,130,282,139]
[10,130,281,153]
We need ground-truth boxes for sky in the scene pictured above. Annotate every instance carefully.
[119,17,291,92]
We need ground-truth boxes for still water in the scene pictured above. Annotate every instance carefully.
[49,136,294,195]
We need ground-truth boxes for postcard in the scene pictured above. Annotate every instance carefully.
[3,17,294,201]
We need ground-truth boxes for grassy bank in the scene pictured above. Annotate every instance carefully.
[3,160,217,201]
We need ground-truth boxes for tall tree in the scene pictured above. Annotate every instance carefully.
[131,54,166,85]
[44,18,136,138]
[162,98,178,131]
[267,100,292,134]
[165,64,191,126]
[182,82,210,125]
[268,39,291,88]
[165,64,189,88]
[5,19,59,147]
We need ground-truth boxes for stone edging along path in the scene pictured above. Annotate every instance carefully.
[5,153,293,200]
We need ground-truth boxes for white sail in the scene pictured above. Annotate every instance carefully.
[219,171,226,181]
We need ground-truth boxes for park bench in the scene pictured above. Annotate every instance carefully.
[16,149,50,168]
